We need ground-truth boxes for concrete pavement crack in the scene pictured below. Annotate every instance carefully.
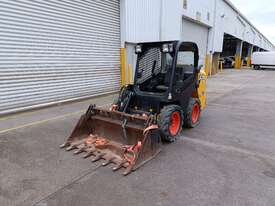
[32,164,102,206]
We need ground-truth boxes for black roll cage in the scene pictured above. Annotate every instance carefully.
[134,41,199,97]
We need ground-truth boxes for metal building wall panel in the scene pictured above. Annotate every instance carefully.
[182,0,215,27]
[122,0,182,74]
[123,0,181,43]
[124,0,161,43]
[0,0,121,115]
[161,0,182,41]
[182,18,209,66]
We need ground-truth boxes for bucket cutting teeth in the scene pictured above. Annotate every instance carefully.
[83,149,97,158]
[60,107,161,175]
[59,142,70,148]
[112,160,128,171]
[91,153,106,162]
[62,137,134,175]
[66,145,76,151]
[74,146,85,155]
[102,157,115,167]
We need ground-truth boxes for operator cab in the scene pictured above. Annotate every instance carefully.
[134,41,199,95]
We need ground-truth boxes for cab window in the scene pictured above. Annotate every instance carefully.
[177,51,194,67]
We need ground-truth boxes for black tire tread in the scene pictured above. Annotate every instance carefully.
[159,105,183,143]
[185,98,201,128]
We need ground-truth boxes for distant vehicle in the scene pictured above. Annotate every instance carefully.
[221,56,235,68]
[252,52,275,70]
[242,57,248,66]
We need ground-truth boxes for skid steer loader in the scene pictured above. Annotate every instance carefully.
[60,41,207,175]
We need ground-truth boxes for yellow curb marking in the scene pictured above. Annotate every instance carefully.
[0,110,85,135]
[0,103,111,135]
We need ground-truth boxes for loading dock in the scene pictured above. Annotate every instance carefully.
[222,34,237,58]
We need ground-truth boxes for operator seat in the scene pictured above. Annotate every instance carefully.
[155,68,172,92]
[182,65,194,79]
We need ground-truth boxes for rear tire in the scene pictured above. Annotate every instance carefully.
[185,98,201,128]
[159,105,183,143]
[254,65,260,70]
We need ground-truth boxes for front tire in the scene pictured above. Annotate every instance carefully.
[159,105,183,143]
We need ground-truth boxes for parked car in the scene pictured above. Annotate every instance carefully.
[252,52,275,70]
[221,56,235,68]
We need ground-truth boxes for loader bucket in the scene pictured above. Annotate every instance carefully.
[60,105,161,175]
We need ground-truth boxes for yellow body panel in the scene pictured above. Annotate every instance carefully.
[120,48,127,87]
[127,64,133,85]
[193,70,207,110]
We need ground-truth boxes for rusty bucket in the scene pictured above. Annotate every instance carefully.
[60,105,161,175]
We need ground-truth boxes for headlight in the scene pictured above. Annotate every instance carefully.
[162,44,174,53]
[162,44,169,53]
[135,45,142,54]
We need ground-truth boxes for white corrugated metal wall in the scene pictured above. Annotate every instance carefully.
[0,0,121,115]
[123,0,161,43]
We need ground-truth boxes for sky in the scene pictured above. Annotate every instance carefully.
[230,0,275,45]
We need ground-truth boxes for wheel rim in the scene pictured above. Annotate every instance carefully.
[192,103,200,124]
[169,111,181,136]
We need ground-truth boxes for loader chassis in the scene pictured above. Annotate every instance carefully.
[60,41,206,175]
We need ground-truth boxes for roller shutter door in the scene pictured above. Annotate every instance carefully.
[0,0,120,115]
[182,18,209,66]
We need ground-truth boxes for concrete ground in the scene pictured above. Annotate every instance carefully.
[1,68,275,206]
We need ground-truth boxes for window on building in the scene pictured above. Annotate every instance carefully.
[183,0,187,9]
